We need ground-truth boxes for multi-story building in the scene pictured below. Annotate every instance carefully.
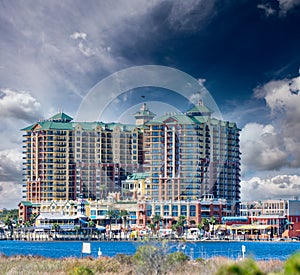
[21,101,241,215]
[137,196,229,228]
[143,100,241,215]
[21,113,144,202]
[240,199,300,237]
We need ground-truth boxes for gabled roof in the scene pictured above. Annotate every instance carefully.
[48,112,73,122]
[127,172,149,180]
[186,102,213,116]
[21,121,74,131]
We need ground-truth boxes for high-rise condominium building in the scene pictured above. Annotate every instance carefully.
[21,101,241,214]
[143,100,241,214]
[21,113,144,202]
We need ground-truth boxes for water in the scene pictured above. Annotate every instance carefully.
[0,240,299,260]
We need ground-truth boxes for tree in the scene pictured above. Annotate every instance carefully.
[4,215,14,237]
[198,218,210,238]
[148,223,156,235]
[88,220,95,227]
[209,216,217,238]
[52,223,60,232]
[106,209,119,237]
[172,215,185,236]
[151,214,162,235]
[29,213,37,226]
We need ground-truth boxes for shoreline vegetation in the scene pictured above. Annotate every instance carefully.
[0,246,299,275]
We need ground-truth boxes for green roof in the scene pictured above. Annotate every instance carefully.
[186,102,213,116]
[18,201,40,207]
[19,201,32,206]
[49,112,73,122]
[127,172,149,180]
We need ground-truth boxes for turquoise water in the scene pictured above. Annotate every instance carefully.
[0,240,299,260]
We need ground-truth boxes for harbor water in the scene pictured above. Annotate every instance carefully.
[0,240,299,260]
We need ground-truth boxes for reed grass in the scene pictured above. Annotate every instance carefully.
[0,252,291,275]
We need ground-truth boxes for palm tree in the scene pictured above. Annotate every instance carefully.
[148,223,156,235]
[152,214,162,234]
[52,223,60,232]
[28,213,37,227]
[106,209,118,238]
[209,216,217,238]
[4,215,14,238]
[198,217,210,238]
[172,215,185,236]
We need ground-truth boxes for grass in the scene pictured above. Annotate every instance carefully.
[0,250,298,275]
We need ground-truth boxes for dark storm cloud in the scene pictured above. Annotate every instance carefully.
[0,151,22,182]
[0,0,300,207]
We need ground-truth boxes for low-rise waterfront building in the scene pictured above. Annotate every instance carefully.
[137,196,229,228]
[239,199,300,238]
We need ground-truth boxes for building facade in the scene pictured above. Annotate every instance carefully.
[22,113,144,202]
[21,102,241,215]
[143,101,241,214]
[240,199,300,237]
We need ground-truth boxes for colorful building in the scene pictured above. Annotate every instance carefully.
[21,101,241,216]
[143,100,241,215]
[137,196,229,228]
[240,199,300,238]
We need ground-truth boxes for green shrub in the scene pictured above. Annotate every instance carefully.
[69,265,94,275]
[216,258,264,275]
[114,253,133,265]
[95,257,120,273]
[284,252,300,275]
[132,244,169,275]
[167,251,189,265]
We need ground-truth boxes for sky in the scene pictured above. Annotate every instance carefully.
[0,0,300,209]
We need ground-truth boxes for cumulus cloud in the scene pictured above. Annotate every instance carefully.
[0,182,22,209]
[241,175,300,201]
[240,75,300,173]
[0,88,42,122]
[278,0,300,16]
[70,32,87,40]
[0,149,23,209]
[0,149,22,181]
[240,123,288,171]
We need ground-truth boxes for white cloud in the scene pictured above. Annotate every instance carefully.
[78,41,95,57]
[0,182,22,209]
[167,0,217,31]
[240,123,288,172]
[278,0,300,16]
[241,174,300,201]
[257,3,277,16]
[240,75,300,173]
[0,88,42,122]
[70,32,87,40]
[257,0,300,17]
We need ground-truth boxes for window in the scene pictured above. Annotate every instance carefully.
[155,205,160,216]
[172,205,178,216]
[90,210,96,216]
[190,205,196,217]
[181,205,187,216]
[163,205,169,216]
[146,205,152,216]
[97,210,107,215]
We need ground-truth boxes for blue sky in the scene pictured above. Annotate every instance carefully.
[0,0,300,208]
